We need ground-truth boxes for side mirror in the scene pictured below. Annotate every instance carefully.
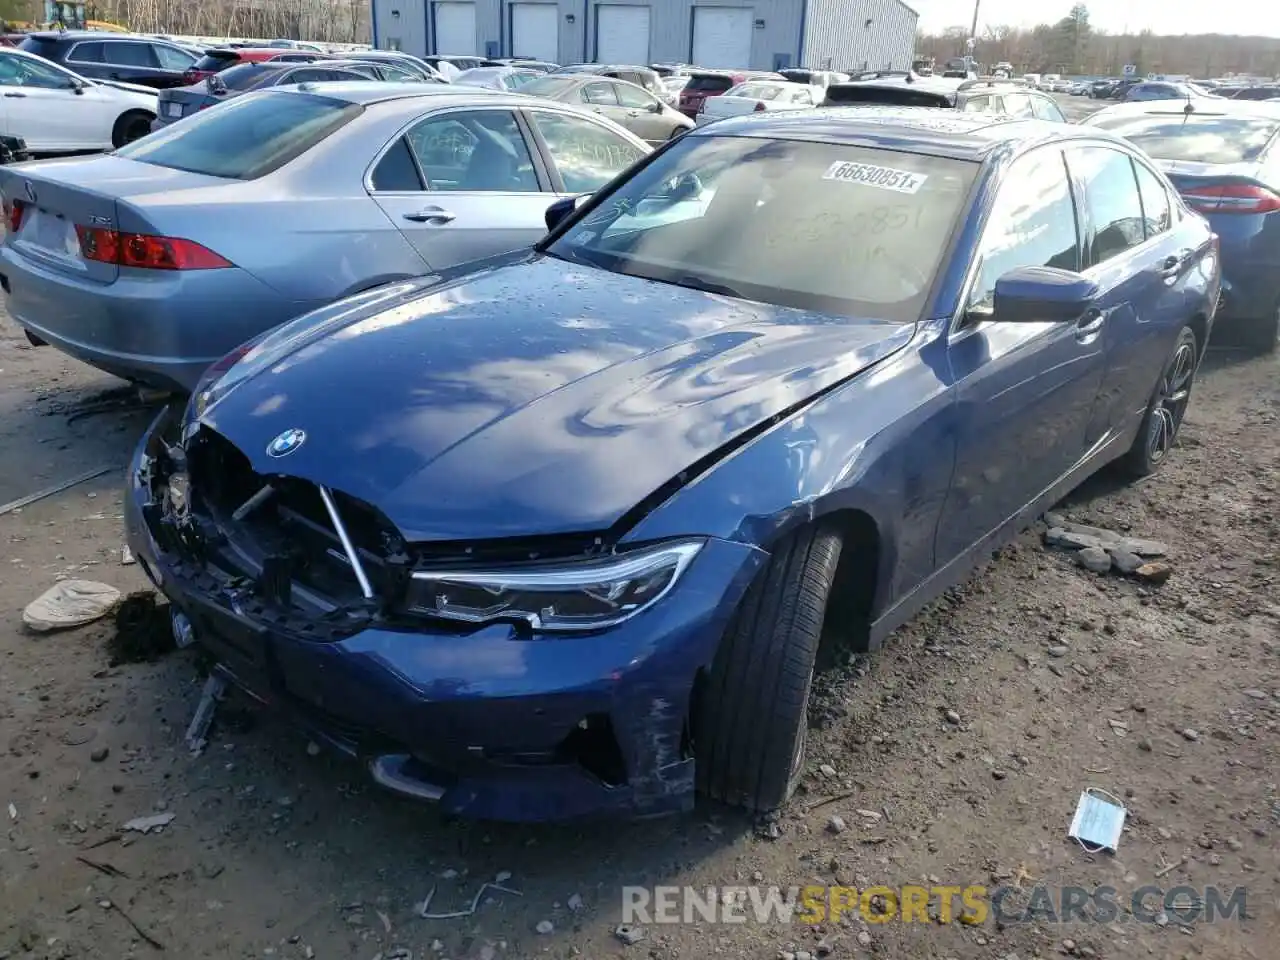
[990,266,1100,323]
[544,193,590,232]
[648,99,664,112]
[69,79,85,94]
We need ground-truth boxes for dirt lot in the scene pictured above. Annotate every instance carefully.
[1,93,1277,959]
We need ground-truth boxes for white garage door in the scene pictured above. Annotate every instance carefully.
[691,6,753,69]
[595,5,651,65]
[434,1,477,54]
[511,3,558,62]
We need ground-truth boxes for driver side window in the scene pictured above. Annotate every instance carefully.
[968,147,1081,313]
[0,54,75,89]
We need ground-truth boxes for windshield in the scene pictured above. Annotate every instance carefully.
[730,82,787,100]
[685,74,734,93]
[215,62,278,90]
[117,91,360,179]
[545,135,976,321]
[1088,113,1280,164]
[521,76,580,98]
[192,50,241,72]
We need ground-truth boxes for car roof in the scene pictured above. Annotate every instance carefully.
[686,107,1104,161]
[28,30,149,40]
[279,80,513,105]
[1089,97,1280,122]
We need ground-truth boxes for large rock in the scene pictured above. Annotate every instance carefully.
[1077,547,1113,573]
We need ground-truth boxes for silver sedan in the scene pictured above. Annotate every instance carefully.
[0,83,650,390]
[520,74,694,145]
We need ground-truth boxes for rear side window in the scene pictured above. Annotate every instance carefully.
[685,74,733,93]
[1133,161,1172,237]
[67,41,104,63]
[116,92,361,180]
[582,81,617,105]
[970,147,1080,310]
[1001,93,1037,118]
[104,42,157,68]
[1031,96,1065,122]
[1086,113,1280,164]
[193,51,242,72]
[1067,146,1146,266]
[154,44,195,71]
[371,137,424,191]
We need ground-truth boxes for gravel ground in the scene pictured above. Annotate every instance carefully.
[2,93,1277,960]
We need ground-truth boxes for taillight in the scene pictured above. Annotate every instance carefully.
[1180,183,1280,215]
[3,196,25,233]
[75,227,232,270]
[753,101,766,112]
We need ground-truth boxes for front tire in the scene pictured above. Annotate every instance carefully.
[1121,325,1198,478]
[112,110,154,148]
[695,526,841,812]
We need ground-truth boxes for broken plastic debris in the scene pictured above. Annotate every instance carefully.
[121,545,135,566]
[1068,787,1127,853]
[7,802,16,821]
[23,580,122,633]
[417,880,522,920]
[123,812,176,834]
[185,673,228,755]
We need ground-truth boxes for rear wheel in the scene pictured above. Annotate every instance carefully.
[1121,325,1198,478]
[695,526,841,812]
[667,125,687,140]
[112,110,154,148]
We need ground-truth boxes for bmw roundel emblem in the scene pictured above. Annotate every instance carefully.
[267,428,306,458]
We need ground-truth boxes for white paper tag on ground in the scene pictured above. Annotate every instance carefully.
[1068,788,1127,852]
[822,161,928,194]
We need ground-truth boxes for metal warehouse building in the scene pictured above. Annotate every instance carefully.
[372,0,918,73]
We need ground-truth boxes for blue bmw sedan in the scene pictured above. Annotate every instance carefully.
[125,108,1220,821]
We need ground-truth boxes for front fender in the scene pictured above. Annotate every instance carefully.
[622,325,957,620]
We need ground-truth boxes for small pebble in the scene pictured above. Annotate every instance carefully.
[535,920,554,935]
[1180,728,1199,742]
[90,747,109,763]
[944,709,961,725]
[818,763,837,778]
[827,816,847,834]
[1226,837,1243,852]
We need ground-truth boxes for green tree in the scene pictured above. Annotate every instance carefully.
[1051,3,1092,73]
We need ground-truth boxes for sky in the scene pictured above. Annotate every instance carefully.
[910,0,1280,38]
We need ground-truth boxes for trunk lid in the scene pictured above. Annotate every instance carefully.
[157,85,222,122]
[0,156,235,284]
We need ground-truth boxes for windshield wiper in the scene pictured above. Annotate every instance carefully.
[671,274,742,298]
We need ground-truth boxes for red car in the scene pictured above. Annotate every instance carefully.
[678,69,784,119]
[182,47,327,84]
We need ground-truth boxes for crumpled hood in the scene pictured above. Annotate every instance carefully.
[200,256,914,542]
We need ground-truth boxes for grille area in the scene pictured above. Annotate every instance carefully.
[183,427,412,627]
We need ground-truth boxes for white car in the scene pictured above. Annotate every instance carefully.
[696,80,820,125]
[0,47,157,152]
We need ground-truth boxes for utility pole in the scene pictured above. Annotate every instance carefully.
[967,0,980,72]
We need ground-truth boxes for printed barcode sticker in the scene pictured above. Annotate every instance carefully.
[822,161,928,194]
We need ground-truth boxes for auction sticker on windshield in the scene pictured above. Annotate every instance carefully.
[822,160,928,194]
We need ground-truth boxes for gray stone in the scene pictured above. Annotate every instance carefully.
[1108,549,1145,574]
[535,920,554,935]
[1242,689,1268,700]
[827,816,847,834]
[1043,511,1066,528]
[614,924,647,946]
[1048,645,1070,658]
[1114,537,1168,558]
[819,763,837,778]
[944,709,961,725]
[1047,528,1108,551]
[1226,837,1243,852]
[1181,728,1200,742]
[1060,520,1123,542]
[1077,547,1113,573]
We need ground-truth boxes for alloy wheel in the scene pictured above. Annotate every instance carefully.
[1146,340,1196,464]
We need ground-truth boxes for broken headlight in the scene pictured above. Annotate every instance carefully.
[405,540,703,632]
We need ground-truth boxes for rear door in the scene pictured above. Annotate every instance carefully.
[101,41,164,86]
[937,145,1105,564]
[579,79,633,129]
[368,108,554,270]
[1064,144,1191,435]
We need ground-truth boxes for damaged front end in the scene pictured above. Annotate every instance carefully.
[125,404,766,821]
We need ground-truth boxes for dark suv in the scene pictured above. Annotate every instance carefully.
[19,31,198,88]
[823,76,1067,122]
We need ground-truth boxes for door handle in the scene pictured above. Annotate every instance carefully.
[1075,308,1105,339]
[403,207,456,224]
[2,91,25,98]
[1159,253,1186,279]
